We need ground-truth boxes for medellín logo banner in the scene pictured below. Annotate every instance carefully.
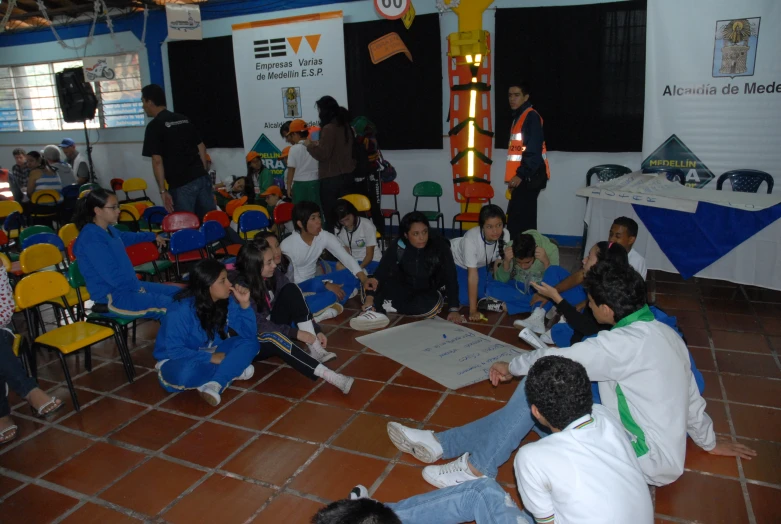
[249,134,286,188]
[641,135,715,189]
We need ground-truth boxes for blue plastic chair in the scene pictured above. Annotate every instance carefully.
[642,167,685,185]
[141,206,168,232]
[61,184,81,200]
[200,221,242,258]
[4,211,25,239]
[167,229,207,278]
[238,210,270,240]
[21,232,66,252]
[716,170,774,194]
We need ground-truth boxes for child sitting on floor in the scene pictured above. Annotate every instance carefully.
[610,216,647,279]
[332,199,379,274]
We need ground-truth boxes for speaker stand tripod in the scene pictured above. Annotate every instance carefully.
[83,121,96,185]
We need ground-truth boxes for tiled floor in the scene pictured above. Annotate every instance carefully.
[1,250,780,523]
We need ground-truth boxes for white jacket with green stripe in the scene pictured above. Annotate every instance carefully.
[508,315,716,486]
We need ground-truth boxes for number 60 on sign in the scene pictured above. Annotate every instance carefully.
[374,0,410,20]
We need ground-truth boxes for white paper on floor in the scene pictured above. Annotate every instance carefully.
[356,317,528,390]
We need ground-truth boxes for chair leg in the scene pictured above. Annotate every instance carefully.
[57,350,80,411]
[113,331,135,382]
[132,320,137,344]
[85,346,92,372]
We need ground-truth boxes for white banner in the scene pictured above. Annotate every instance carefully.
[232,11,348,160]
[642,0,781,191]
[82,56,115,82]
[166,3,202,41]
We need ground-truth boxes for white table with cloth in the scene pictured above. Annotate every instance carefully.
[578,173,781,291]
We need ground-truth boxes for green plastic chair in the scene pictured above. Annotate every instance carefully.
[581,164,632,258]
[113,223,131,232]
[79,183,100,193]
[67,261,137,380]
[18,225,56,246]
[412,181,445,235]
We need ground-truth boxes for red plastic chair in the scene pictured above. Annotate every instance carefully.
[162,212,200,233]
[67,238,77,262]
[203,210,231,229]
[452,183,494,235]
[381,181,401,236]
[110,178,125,192]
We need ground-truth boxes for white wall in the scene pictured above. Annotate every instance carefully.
[0,0,632,236]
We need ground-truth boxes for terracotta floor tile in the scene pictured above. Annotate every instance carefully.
[722,374,781,409]
[43,441,145,494]
[1,413,44,441]
[213,391,293,431]
[254,367,320,399]
[739,438,781,485]
[58,396,147,436]
[222,434,317,485]
[290,448,389,501]
[656,471,747,523]
[373,463,436,502]
[759,317,781,336]
[35,353,92,382]
[326,327,367,351]
[699,283,744,299]
[501,310,531,327]
[428,394,505,428]
[700,370,723,400]
[689,346,715,372]
[59,503,140,524]
[100,457,205,517]
[43,385,101,422]
[707,400,732,434]
[0,474,23,497]
[111,409,196,451]
[307,378,383,410]
[71,362,139,392]
[769,335,781,352]
[656,271,687,283]
[681,327,710,348]
[457,377,519,402]
[163,474,274,524]
[269,401,352,442]
[656,281,700,296]
[1,484,78,524]
[706,312,762,333]
[128,345,158,368]
[747,483,781,524]
[744,286,781,303]
[392,367,447,391]
[703,297,753,315]
[730,404,781,442]
[656,294,702,311]
[0,428,92,477]
[332,414,405,459]
[252,493,324,523]
[666,309,706,329]
[715,351,781,378]
[340,354,403,382]
[365,384,442,421]
[756,303,781,319]
[113,371,173,405]
[129,319,161,341]
[711,330,771,353]
[164,421,253,468]
[682,437,738,477]
[159,387,240,417]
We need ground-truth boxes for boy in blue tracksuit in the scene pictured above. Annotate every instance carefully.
[73,189,179,319]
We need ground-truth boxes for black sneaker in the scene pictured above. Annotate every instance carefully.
[478,297,504,313]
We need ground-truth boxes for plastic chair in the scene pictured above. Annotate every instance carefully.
[61,184,81,201]
[18,225,55,246]
[0,200,23,221]
[78,189,93,199]
[201,221,242,258]
[225,197,248,218]
[140,206,168,233]
[167,229,207,278]
[121,177,150,203]
[79,183,100,193]
[21,232,66,253]
[232,204,269,225]
[29,190,61,227]
[339,194,382,243]
[273,202,294,240]
[20,243,65,274]
[118,204,141,232]
[586,164,632,186]
[67,239,77,262]
[0,253,10,272]
[14,271,125,411]
[3,211,24,242]
[716,170,774,194]
[110,178,125,192]
[412,181,445,234]
[238,210,270,240]
[58,223,79,247]
[642,167,685,185]
[126,241,172,283]
[452,183,494,235]
[381,181,401,237]
[203,210,231,229]
[162,212,200,233]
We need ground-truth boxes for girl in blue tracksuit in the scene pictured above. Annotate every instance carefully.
[73,188,179,319]
[154,259,259,406]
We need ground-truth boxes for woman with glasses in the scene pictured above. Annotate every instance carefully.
[73,188,179,319]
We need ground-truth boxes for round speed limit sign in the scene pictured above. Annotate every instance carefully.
[374,0,410,20]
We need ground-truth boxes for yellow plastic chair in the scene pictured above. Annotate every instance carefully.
[0,200,23,220]
[15,271,126,410]
[340,194,382,240]
[232,204,270,224]
[20,243,85,321]
[30,189,62,205]
[122,177,150,203]
[0,252,10,272]
[58,223,79,247]
[79,189,92,199]
[119,203,141,231]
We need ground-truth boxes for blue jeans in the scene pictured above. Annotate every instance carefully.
[456,266,490,309]
[387,478,533,524]
[485,265,583,315]
[158,336,259,393]
[436,377,536,478]
[0,329,38,418]
[170,175,217,220]
[106,282,181,320]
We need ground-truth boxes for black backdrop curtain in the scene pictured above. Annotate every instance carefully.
[168,36,244,148]
[344,14,443,150]
[494,0,646,152]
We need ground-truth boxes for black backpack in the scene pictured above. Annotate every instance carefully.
[351,131,371,180]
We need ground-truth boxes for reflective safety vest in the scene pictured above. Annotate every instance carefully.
[505,107,550,183]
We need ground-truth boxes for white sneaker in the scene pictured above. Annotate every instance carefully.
[197,381,221,406]
[350,310,390,331]
[308,341,337,364]
[513,307,546,334]
[519,327,548,350]
[422,452,484,488]
[350,485,369,500]
[540,330,554,345]
[237,364,255,381]
[382,300,397,313]
[314,304,343,323]
[386,422,443,463]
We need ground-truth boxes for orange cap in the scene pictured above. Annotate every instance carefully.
[281,146,291,158]
[260,185,283,197]
[289,119,308,133]
[246,151,260,163]
[205,153,211,161]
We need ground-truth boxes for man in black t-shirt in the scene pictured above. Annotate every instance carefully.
[141,84,216,218]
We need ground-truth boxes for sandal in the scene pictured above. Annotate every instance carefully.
[0,424,18,445]
[33,397,64,418]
